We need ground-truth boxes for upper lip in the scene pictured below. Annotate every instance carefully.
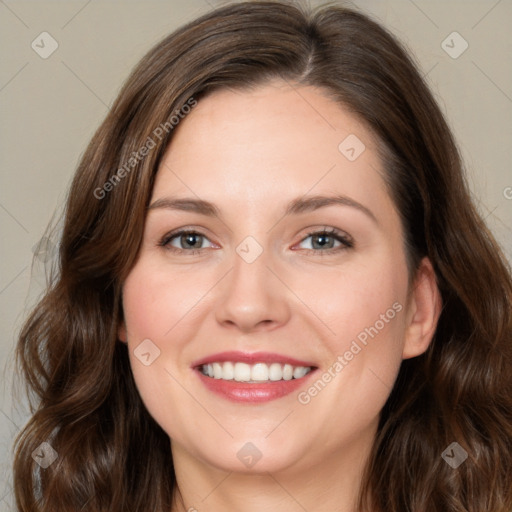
[191,351,317,368]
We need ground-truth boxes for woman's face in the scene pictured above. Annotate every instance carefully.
[119,80,437,475]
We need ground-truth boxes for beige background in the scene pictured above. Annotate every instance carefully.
[1,0,511,509]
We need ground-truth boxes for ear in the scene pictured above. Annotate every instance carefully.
[118,320,128,344]
[402,257,442,359]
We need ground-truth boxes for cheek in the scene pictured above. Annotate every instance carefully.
[299,254,408,351]
[121,261,218,434]
[296,255,408,413]
[121,262,207,342]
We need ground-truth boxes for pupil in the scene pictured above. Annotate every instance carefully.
[184,233,200,248]
[313,234,331,249]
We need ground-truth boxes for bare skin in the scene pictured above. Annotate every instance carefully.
[119,80,441,512]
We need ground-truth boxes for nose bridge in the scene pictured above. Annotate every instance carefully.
[232,236,269,290]
[229,235,275,304]
[214,234,290,331]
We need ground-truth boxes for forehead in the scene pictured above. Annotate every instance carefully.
[152,81,395,223]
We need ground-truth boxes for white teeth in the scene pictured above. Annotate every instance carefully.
[251,363,269,381]
[234,362,251,382]
[283,364,294,381]
[213,362,223,379]
[222,361,234,380]
[293,366,309,379]
[201,362,312,382]
[268,363,283,381]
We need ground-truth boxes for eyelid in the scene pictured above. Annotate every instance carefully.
[158,227,218,253]
[294,227,353,252]
[158,226,353,255]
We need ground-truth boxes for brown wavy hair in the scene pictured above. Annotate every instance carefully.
[13,1,512,510]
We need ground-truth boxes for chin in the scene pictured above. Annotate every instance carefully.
[177,436,307,475]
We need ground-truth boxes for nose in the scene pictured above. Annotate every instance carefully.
[214,244,291,333]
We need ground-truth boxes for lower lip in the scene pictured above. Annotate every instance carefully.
[195,369,317,403]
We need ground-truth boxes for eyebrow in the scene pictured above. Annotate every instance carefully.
[148,194,377,224]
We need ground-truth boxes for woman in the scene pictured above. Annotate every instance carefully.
[13,1,512,511]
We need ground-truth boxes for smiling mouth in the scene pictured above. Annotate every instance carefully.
[199,361,314,382]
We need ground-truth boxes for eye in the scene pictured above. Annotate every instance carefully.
[295,228,353,253]
[158,227,353,256]
[159,229,215,254]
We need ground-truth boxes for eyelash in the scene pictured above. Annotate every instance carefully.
[158,227,353,256]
